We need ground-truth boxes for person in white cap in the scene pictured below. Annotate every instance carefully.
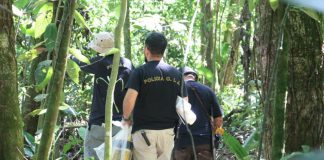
[71,32,134,159]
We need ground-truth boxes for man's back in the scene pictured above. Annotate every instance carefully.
[73,55,133,125]
[126,60,186,133]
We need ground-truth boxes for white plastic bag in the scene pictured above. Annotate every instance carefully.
[176,96,197,125]
[94,126,133,160]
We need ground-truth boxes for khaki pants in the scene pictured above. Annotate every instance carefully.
[132,128,175,160]
[84,124,121,160]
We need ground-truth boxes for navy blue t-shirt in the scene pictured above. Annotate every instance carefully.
[72,55,134,126]
[126,60,187,133]
[176,80,222,148]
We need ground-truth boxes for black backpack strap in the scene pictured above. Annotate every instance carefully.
[188,83,211,120]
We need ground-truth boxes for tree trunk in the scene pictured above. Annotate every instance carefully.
[254,0,285,159]
[22,52,46,135]
[123,0,132,60]
[200,0,214,87]
[222,29,241,86]
[271,27,288,160]
[36,0,76,159]
[219,0,240,88]
[0,1,24,159]
[104,0,128,159]
[241,0,252,101]
[213,0,221,91]
[284,10,324,153]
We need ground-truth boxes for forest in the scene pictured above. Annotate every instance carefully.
[0,0,324,159]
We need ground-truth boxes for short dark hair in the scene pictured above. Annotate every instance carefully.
[145,32,167,55]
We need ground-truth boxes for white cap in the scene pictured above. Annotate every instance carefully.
[88,32,114,54]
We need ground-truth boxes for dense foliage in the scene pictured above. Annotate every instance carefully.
[5,0,324,159]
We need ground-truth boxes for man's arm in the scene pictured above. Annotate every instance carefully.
[71,56,103,74]
[209,89,223,128]
[123,88,138,120]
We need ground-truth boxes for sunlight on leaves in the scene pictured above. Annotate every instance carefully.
[196,65,213,83]
[67,59,81,84]
[69,48,90,64]
[35,60,53,92]
[34,3,53,38]
[170,21,187,32]
[28,108,47,117]
[12,5,23,17]
[74,10,90,30]
[17,49,39,62]
[134,15,163,31]
[33,94,48,102]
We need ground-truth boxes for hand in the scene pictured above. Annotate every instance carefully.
[122,119,132,127]
[214,117,223,128]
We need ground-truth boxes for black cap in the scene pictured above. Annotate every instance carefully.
[181,66,198,81]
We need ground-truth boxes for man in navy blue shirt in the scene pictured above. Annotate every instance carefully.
[72,32,133,159]
[123,32,188,160]
[174,66,223,160]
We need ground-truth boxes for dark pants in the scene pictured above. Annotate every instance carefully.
[174,144,212,160]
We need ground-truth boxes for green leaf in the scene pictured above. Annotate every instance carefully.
[14,0,29,9]
[59,105,69,111]
[221,43,230,56]
[59,103,77,116]
[67,59,80,84]
[114,4,121,18]
[24,131,35,149]
[300,8,321,22]
[78,127,86,140]
[35,60,53,92]
[63,143,72,153]
[196,65,213,83]
[34,3,53,38]
[223,131,249,160]
[44,23,57,53]
[17,49,39,62]
[62,106,78,116]
[269,0,279,11]
[243,129,259,150]
[248,0,258,12]
[74,10,90,30]
[20,23,36,37]
[28,108,47,116]
[69,48,90,64]
[33,94,48,102]
[31,0,48,15]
